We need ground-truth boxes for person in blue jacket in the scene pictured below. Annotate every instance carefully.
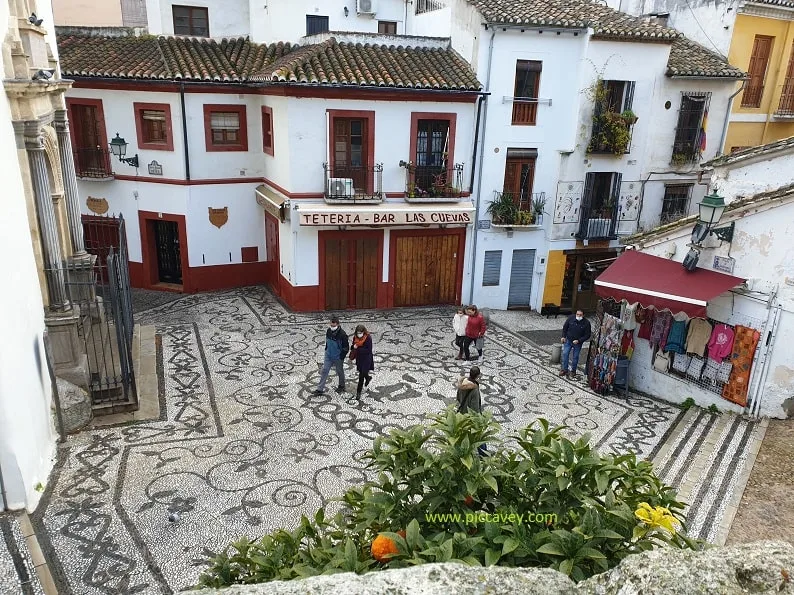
[314,315,349,395]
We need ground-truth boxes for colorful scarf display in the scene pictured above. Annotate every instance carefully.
[722,325,760,407]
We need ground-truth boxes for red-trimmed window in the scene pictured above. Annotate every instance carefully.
[134,102,173,151]
[66,97,112,178]
[262,106,274,156]
[203,104,248,152]
[409,112,457,192]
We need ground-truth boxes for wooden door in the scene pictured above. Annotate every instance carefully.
[333,118,368,190]
[153,220,182,284]
[324,237,378,310]
[71,104,108,175]
[394,234,459,306]
[503,157,536,210]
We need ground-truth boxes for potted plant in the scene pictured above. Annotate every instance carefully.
[621,109,638,126]
[671,153,690,167]
[486,192,518,225]
[531,195,546,225]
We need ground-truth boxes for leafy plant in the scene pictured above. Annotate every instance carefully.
[197,413,699,588]
[486,192,519,224]
[681,398,696,411]
[671,153,690,167]
[531,195,546,215]
[586,79,637,156]
[707,404,721,415]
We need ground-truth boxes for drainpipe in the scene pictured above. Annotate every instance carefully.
[179,83,191,180]
[469,94,486,192]
[0,456,7,511]
[717,79,746,157]
[467,26,496,304]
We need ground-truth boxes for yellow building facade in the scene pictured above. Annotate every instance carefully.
[725,10,794,150]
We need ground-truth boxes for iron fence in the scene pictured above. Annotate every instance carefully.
[416,0,445,14]
[62,214,137,410]
[403,162,464,199]
[74,148,113,178]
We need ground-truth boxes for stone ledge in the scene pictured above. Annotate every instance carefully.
[188,541,794,594]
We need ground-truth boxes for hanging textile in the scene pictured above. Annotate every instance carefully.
[707,323,735,362]
[664,319,688,354]
[599,313,622,354]
[636,305,652,340]
[620,302,638,331]
[620,330,635,359]
[686,318,713,356]
[650,310,673,350]
[590,352,618,395]
[721,325,761,407]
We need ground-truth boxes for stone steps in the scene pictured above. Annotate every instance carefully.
[651,407,766,544]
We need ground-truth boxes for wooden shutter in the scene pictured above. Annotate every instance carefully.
[482,250,502,286]
[503,159,520,199]
[778,42,794,114]
[623,81,636,112]
[742,36,774,107]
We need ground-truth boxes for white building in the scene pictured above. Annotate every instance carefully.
[58,30,482,309]
[615,137,794,418]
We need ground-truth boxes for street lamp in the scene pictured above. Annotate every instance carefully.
[683,189,735,271]
[108,133,139,169]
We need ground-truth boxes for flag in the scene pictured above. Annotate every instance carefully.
[699,110,708,152]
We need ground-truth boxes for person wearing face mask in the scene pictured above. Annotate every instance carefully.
[559,309,591,380]
[314,315,349,395]
[349,324,374,401]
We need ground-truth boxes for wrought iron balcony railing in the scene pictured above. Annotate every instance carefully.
[776,82,794,116]
[74,148,113,179]
[576,204,618,240]
[401,162,463,201]
[323,163,383,202]
[416,0,445,14]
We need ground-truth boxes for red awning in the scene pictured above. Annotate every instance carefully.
[594,250,745,318]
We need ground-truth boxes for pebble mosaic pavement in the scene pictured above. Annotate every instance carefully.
[30,287,759,594]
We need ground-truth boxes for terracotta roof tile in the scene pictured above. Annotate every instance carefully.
[56,32,482,91]
[750,0,794,7]
[253,38,481,90]
[467,0,681,40]
[667,37,745,78]
[702,135,794,167]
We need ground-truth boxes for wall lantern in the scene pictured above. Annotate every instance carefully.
[683,189,735,271]
[108,133,140,169]
[694,190,735,243]
[343,6,349,16]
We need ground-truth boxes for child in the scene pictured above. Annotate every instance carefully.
[453,307,468,360]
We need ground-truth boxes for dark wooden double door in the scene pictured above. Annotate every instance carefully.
[324,236,379,310]
[153,220,182,284]
[394,234,459,307]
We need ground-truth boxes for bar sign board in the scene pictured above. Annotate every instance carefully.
[713,255,735,274]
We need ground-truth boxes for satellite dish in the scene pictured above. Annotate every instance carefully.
[682,247,700,271]
[691,222,708,244]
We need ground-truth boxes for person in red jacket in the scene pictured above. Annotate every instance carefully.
[463,305,486,361]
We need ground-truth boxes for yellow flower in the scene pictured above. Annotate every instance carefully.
[635,502,680,535]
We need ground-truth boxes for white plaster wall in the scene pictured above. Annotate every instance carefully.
[469,28,588,310]
[711,152,794,201]
[285,97,476,195]
[412,6,451,38]
[264,96,290,191]
[185,183,265,267]
[149,0,250,37]
[250,0,408,44]
[0,10,56,509]
[627,197,794,417]
[278,219,294,284]
[609,0,739,58]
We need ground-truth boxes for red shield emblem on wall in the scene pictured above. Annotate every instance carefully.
[208,207,228,229]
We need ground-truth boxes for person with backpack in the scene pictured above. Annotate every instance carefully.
[314,315,349,395]
[455,366,487,456]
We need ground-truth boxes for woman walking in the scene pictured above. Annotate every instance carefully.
[453,307,468,360]
[463,305,486,361]
[350,324,374,401]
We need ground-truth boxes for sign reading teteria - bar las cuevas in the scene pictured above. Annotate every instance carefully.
[299,210,473,226]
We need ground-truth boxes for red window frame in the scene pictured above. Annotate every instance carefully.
[133,102,174,151]
[408,111,457,180]
[262,105,274,156]
[203,104,248,152]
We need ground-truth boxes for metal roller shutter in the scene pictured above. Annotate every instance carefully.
[507,249,535,308]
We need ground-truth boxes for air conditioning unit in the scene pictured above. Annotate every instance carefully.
[327,178,354,197]
[357,0,377,15]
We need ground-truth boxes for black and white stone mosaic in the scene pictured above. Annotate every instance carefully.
[31,287,756,594]
[0,514,43,595]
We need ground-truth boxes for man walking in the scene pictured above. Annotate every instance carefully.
[314,315,349,395]
[560,309,591,379]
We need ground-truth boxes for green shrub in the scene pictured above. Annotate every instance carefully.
[196,411,699,587]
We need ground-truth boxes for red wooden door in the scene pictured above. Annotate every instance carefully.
[265,213,280,293]
[324,237,378,310]
[394,234,459,307]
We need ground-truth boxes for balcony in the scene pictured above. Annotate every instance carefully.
[487,191,546,229]
[74,148,114,180]
[775,83,794,117]
[670,146,701,167]
[401,162,464,203]
[415,0,445,14]
[323,163,383,203]
[588,110,637,156]
[576,205,618,240]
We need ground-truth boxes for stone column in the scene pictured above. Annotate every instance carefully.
[54,109,87,256]
[26,130,71,311]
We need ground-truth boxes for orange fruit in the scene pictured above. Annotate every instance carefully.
[464,495,475,507]
[397,529,406,539]
[371,534,399,562]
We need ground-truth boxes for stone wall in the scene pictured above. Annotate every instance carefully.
[190,541,794,594]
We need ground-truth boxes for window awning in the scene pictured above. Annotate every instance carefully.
[594,250,745,318]
[255,184,287,221]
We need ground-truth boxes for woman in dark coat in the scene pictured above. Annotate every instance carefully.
[350,324,374,400]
